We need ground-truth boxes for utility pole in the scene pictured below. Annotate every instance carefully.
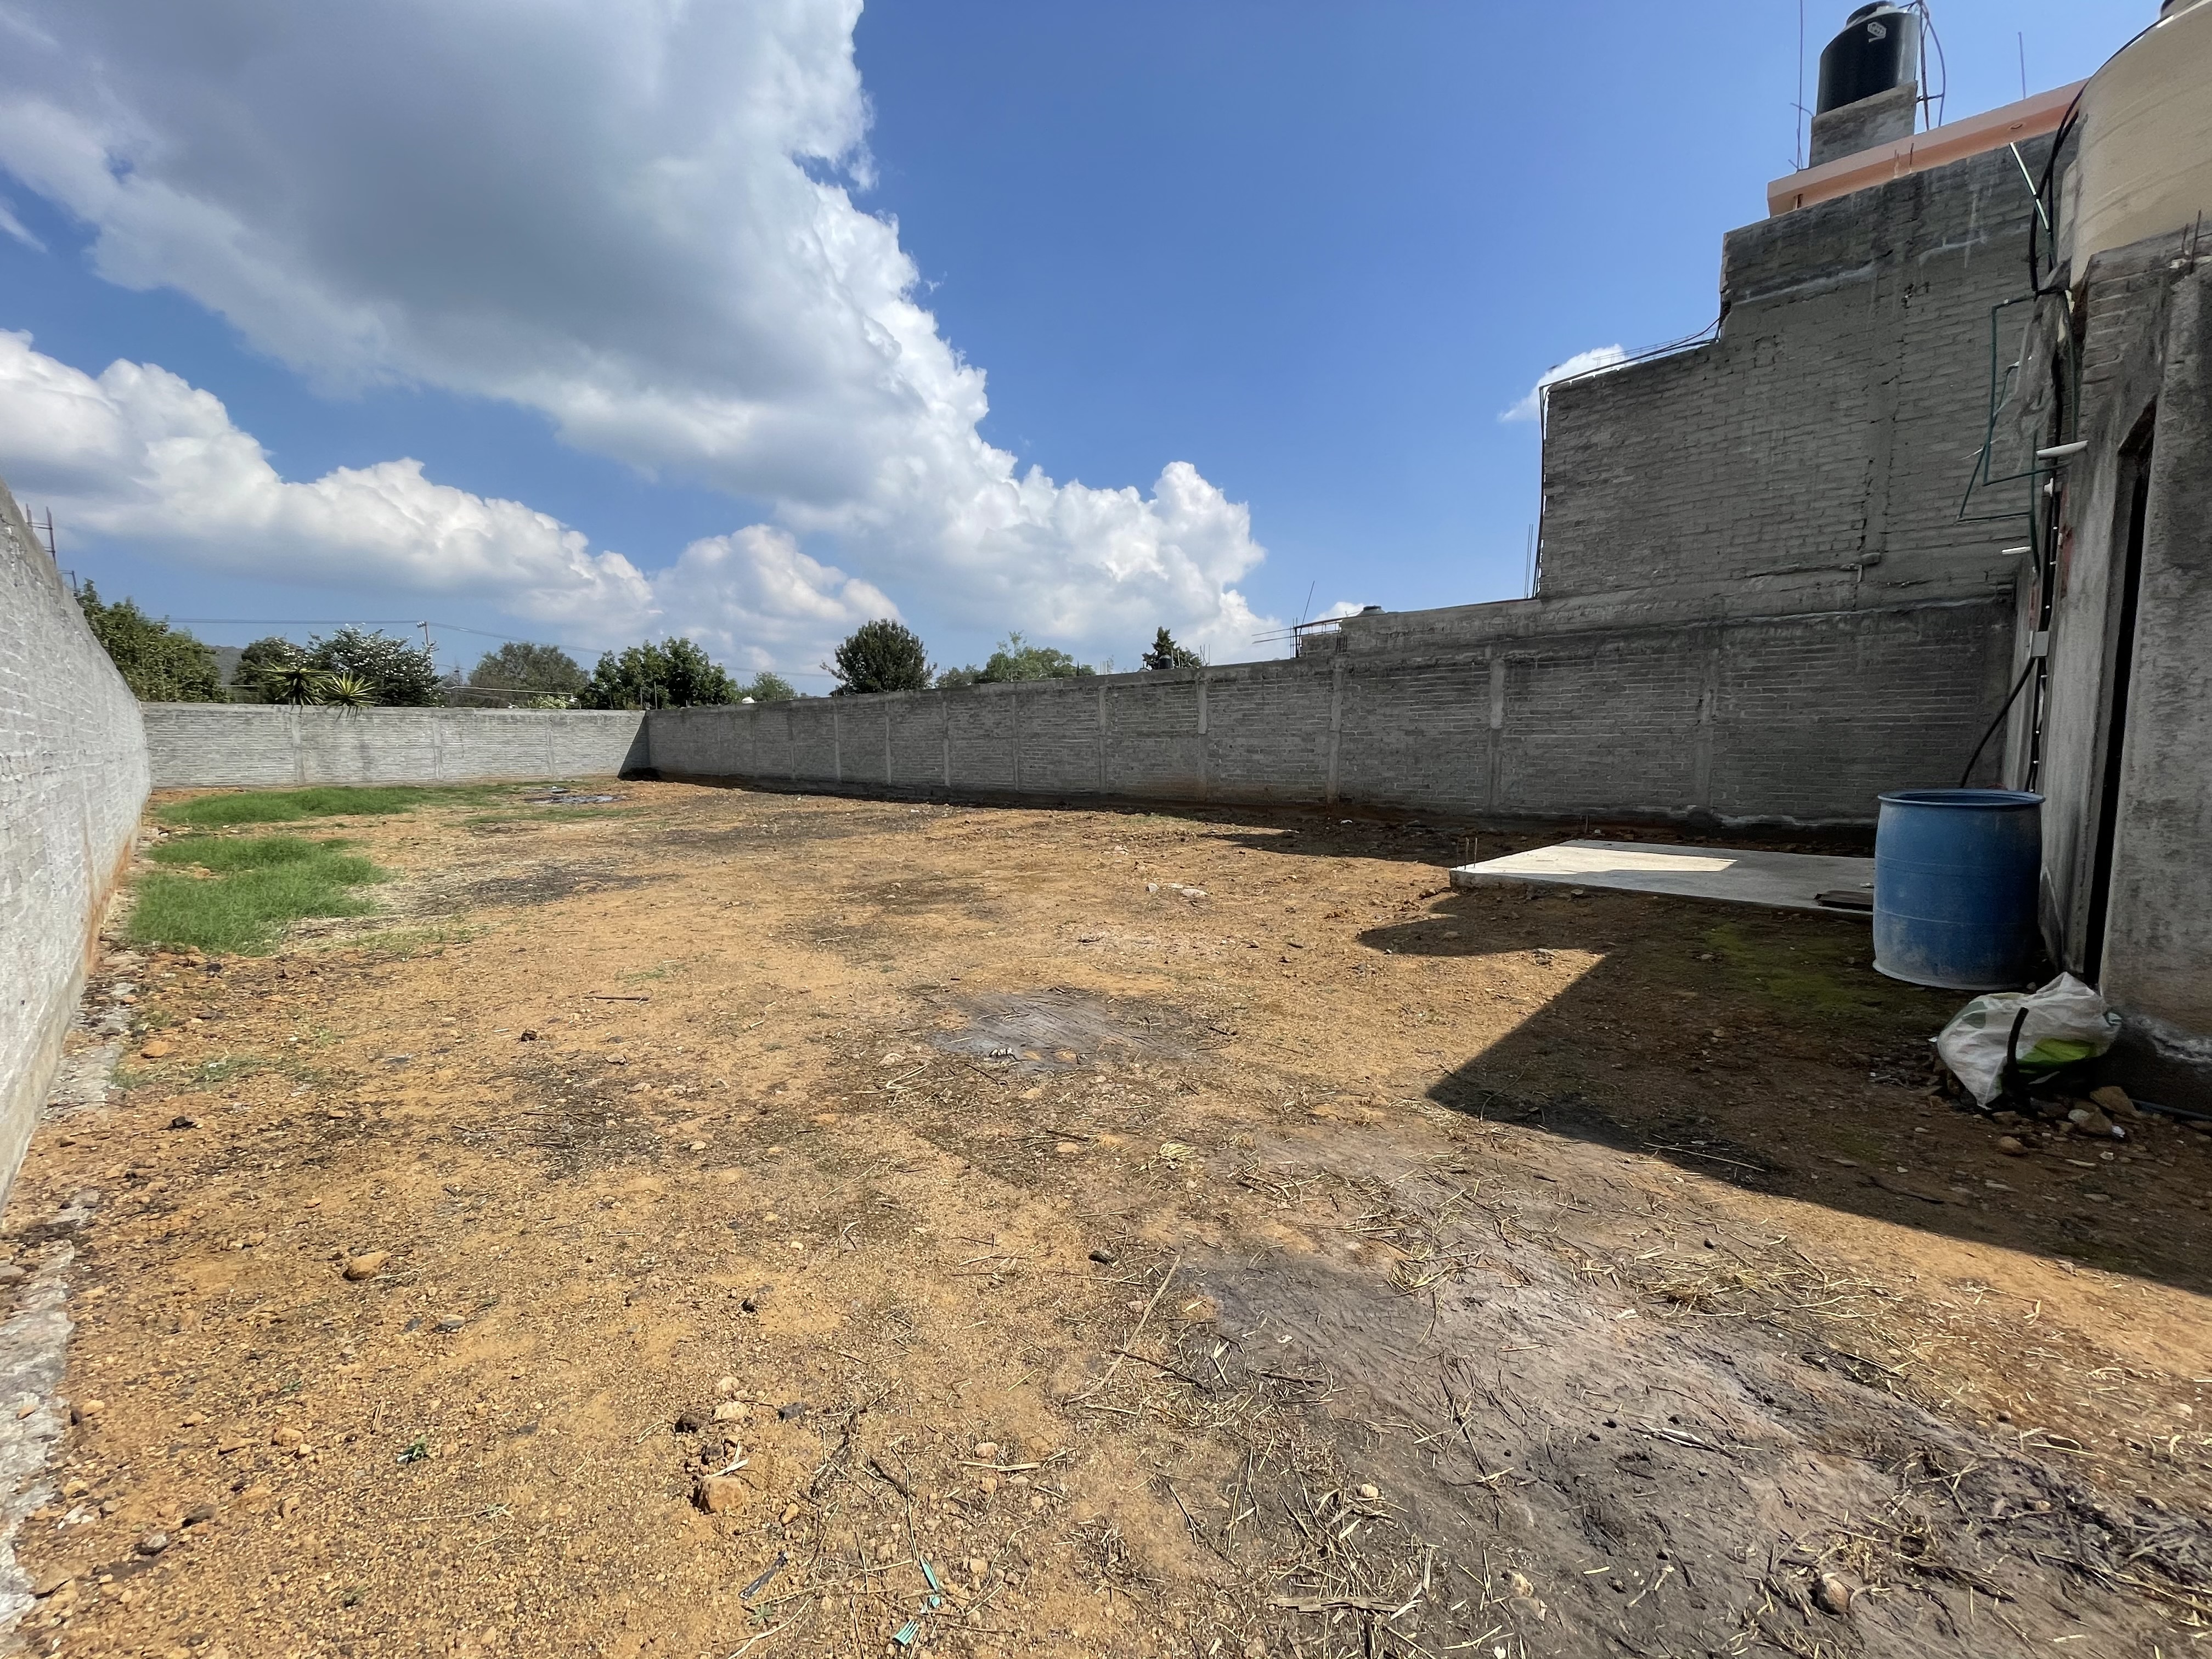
[418,620,436,672]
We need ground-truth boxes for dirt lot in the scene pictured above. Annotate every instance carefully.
[10,780,2212,1659]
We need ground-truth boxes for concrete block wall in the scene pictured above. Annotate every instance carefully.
[2013,236,2212,1103]
[1537,143,2049,617]
[2107,267,2212,1081]
[648,594,2011,827]
[0,473,149,1205]
[142,705,649,788]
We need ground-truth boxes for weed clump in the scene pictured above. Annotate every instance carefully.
[159,784,514,828]
[128,834,390,953]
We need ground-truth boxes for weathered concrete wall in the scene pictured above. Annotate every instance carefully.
[1536,142,2045,622]
[2015,240,2177,976]
[650,594,2010,827]
[2018,239,2212,1102]
[142,705,648,788]
[2107,268,2212,1080]
[0,475,148,1206]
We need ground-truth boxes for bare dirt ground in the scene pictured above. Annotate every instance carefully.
[10,780,2212,1659]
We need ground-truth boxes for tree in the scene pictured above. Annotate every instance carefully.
[583,645,661,710]
[987,632,1092,682]
[827,619,931,695]
[938,631,1093,687]
[740,670,798,702]
[304,627,443,706]
[1142,627,1202,671]
[580,638,739,709]
[660,637,738,706]
[238,635,304,699]
[468,642,586,704]
[76,584,223,701]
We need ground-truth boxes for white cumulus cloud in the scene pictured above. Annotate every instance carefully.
[1500,345,1629,424]
[0,0,1277,663]
[653,526,896,672]
[0,331,884,652]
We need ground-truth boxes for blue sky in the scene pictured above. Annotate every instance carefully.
[0,1,2143,684]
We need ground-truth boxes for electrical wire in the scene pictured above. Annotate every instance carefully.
[1905,2,1947,130]
[166,617,538,644]
[1957,656,2037,787]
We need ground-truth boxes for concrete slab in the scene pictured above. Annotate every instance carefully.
[1449,839,1875,915]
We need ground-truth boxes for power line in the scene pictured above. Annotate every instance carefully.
[166,618,539,644]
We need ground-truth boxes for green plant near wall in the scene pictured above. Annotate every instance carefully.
[304,627,443,706]
[77,583,224,701]
[261,661,325,705]
[826,619,932,695]
[157,783,515,828]
[581,637,739,709]
[128,834,391,954]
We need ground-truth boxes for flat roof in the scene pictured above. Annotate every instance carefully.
[1768,83,2083,217]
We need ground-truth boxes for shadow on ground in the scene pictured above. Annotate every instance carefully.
[1358,887,2212,1300]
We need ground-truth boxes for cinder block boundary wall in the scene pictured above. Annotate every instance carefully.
[141,705,649,789]
[0,475,149,1205]
[648,595,2012,828]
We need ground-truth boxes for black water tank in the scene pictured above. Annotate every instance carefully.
[1816,3,1920,114]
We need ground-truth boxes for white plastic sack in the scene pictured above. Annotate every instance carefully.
[1936,972,2121,1107]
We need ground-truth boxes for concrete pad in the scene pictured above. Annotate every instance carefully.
[1449,839,1874,915]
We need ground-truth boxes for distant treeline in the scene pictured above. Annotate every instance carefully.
[75,588,1205,709]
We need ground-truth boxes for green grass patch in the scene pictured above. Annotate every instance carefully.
[159,783,519,827]
[1699,919,1949,1022]
[128,834,391,955]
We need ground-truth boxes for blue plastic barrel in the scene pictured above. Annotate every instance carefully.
[1873,789,2043,990]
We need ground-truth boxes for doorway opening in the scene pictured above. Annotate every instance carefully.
[2081,408,2155,985]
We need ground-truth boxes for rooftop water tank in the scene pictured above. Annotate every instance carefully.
[1816,3,1921,114]
[2058,0,2212,276]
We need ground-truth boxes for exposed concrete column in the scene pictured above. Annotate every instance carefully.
[1485,653,1505,811]
[1097,682,1109,795]
[1324,659,1344,804]
[1195,672,1210,802]
[1855,212,1908,575]
[2103,268,2212,1056]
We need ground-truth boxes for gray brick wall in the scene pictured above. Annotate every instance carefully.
[1536,143,2050,616]
[141,705,649,788]
[1,473,149,1209]
[647,592,2009,827]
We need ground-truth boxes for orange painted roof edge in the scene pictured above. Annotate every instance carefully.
[1766,82,2086,217]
